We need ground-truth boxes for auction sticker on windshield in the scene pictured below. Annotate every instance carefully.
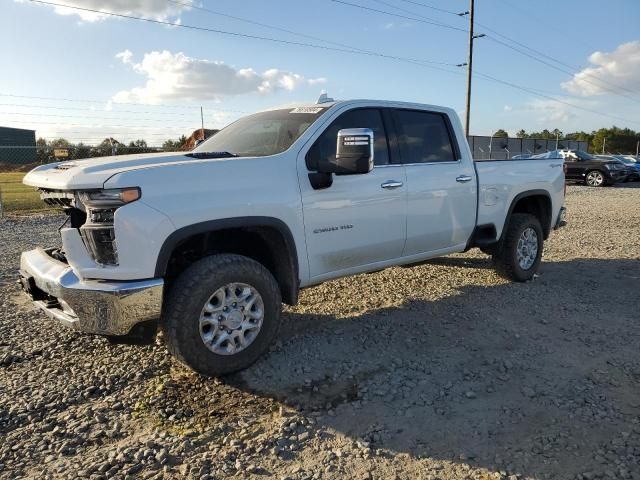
[289,107,324,114]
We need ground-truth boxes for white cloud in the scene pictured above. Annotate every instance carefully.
[561,41,640,96]
[22,0,192,22]
[115,49,133,65]
[503,105,513,112]
[529,98,578,123]
[308,77,328,86]
[382,21,413,30]
[72,0,189,22]
[112,50,308,104]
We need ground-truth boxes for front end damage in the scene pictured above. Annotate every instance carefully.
[18,188,164,337]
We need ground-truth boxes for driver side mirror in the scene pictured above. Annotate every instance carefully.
[318,128,374,175]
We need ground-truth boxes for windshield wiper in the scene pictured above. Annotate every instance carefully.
[185,151,238,159]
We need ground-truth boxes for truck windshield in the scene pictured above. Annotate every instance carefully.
[193,107,328,157]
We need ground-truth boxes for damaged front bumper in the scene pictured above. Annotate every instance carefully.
[19,248,163,336]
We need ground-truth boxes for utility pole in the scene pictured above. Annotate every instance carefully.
[459,1,484,137]
[200,106,205,141]
[464,0,475,137]
[602,137,606,154]
[636,139,639,157]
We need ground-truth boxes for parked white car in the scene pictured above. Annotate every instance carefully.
[19,98,567,375]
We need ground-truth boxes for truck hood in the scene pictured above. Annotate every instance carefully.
[23,151,218,190]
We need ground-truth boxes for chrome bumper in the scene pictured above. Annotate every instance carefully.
[19,248,163,336]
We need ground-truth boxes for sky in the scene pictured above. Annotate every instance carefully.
[1,0,639,145]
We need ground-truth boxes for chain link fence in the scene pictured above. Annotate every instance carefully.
[0,144,187,166]
[467,136,589,160]
[0,144,185,216]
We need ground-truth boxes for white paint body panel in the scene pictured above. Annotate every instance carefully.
[474,160,565,239]
[22,99,565,288]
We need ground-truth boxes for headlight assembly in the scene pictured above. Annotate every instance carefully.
[77,188,141,266]
[78,187,141,207]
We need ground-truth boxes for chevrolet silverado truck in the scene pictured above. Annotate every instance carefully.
[19,98,567,376]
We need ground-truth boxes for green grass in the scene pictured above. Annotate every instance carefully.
[0,172,53,213]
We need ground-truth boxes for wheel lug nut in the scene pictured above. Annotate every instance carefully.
[232,302,237,307]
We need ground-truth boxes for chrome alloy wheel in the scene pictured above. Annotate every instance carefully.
[586,171,604,186]
[199,283,264,355]
[516,227,539,270]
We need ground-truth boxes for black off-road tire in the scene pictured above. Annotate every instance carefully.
[493,213,543,282]
[162,254,282,377]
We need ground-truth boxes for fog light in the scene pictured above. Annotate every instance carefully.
[80,224,118,265]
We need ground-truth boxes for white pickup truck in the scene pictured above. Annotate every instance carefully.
[20,98,567,376]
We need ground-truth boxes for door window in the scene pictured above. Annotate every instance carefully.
[393,110,457,164]
[306,108,390,169]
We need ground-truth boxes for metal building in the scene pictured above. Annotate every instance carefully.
[0,126,37,165]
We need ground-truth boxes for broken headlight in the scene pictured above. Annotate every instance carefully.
[77,188,141,266]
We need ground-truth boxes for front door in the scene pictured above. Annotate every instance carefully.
[299,107,407,279]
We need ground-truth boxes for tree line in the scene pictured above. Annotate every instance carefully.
[34,136,190,163]
[491,126,640,154]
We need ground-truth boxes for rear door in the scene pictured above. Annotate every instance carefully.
[299,107,407,279]
[391,108,477,256]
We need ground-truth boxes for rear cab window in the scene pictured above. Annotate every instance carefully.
[392,109,459,164]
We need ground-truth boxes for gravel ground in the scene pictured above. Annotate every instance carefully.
[1,184,639,480]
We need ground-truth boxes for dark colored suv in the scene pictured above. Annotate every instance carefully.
[564,150,628,187]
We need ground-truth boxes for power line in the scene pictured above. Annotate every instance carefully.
[0,93,249,112]
[165,0,459,74]
[19,0,639,129]
[27,0,457,70]
[332,0,638,124]
[392,0,459,15]
[474,70,640,126]
[168,0,372,54]
[0,110,231,123]
[387,0,639,99]
[1,111,193,122]
[3,119,201,130]
[484,36,640,103]
[0,102,246,116]
[329,0,467,32]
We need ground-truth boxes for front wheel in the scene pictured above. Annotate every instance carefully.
[162,254,282,377]
[493,213,543,282]
[585,170,605,187]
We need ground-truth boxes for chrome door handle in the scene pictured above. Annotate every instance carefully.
[381,180,403,189]
[456,175,473,183]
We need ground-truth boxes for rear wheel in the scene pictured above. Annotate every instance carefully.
[493,213,543,282]
[162,254,282,377]
[585,170,605,187]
